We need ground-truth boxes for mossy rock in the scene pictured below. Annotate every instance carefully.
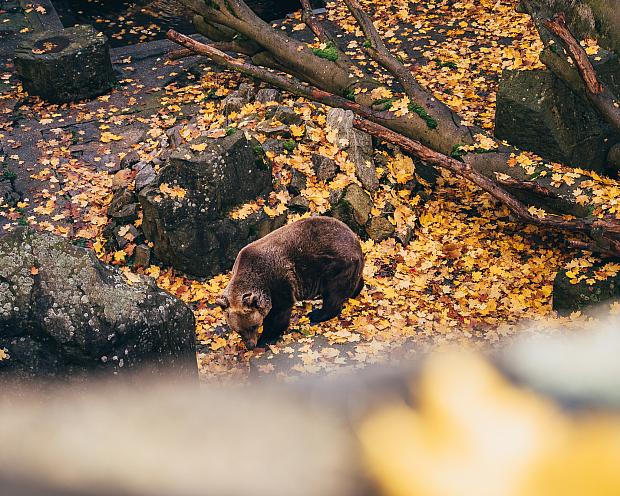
[553,266,620,315]
[495,68,616,172]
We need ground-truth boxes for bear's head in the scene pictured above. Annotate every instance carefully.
[216,291,271,350]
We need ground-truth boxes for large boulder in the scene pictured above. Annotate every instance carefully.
[140,130,283,277]
[14,25,115,103]
[495,68,619,172]
[0,228,196,380]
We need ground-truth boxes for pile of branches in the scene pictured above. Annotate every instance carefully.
[167,0,620,257]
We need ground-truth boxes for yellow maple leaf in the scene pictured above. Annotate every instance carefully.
[190,143,208,152]
[528,206,547,219]
[100,132,123,143]
[159,183,187,199]
[113,250,126,263]
[210,337,228,351]
[290,124,305,138]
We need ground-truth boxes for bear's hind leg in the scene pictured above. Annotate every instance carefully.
[309,261,362,324]
[257,306,292,347]
[352,276,364,298]
[308,281,349,323]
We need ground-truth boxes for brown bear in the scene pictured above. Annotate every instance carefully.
[216,216,365,349]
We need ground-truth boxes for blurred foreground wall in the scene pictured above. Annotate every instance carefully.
[1,316,620,496]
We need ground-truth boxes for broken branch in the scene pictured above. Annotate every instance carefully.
[544,13,602,95]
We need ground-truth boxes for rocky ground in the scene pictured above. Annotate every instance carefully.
[1,0,620,382]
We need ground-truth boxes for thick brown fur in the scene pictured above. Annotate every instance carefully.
[217,216,365,349]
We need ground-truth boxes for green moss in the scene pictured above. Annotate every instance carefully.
[2,170,16,182]
[232,32,249,42]
[253,144,268,170]
[312,42,339,62]
[344,88,356,101]
[225,126,236,136]
[72,238,88,248]
[528,170,542,180]
[450,144,467,159]
[223,0,236,16]
[362,40,372,48]
[283,139,297,152]
[434,58,458,69]
[372,97,397,110]
[408,102,438,129]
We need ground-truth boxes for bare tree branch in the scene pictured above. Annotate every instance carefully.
[543,13,620,134]
[342,0,429,103]
[544,13,602,94]
[300,0,332,45]
[167,30,388,121]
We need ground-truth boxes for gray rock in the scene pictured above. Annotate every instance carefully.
[237,83,256,102]
[607,142,620,171]
[0,179,19,207]
[311,153,338,181]
[166,124,184,148]
[394,225,415,246]
[553,265,620,315]
[261,138,284,156]
[288,195,310,213]
[365,216,395,242]
[266,105,303,125]
[326,109,379,191]
[0,228,196,380]
[120,150,140,169]
[135,164,156,191]
[108,189,138,223]
[495,68,618,172]
[113,224,139,249]
[222,83,256,115]
[288,168,307,195]
[329,188,344,206]
[14,25,115,103]
[134,244,151,268]
[140,131,280,277]
[330,183,373,236]
[223,96,246,115]
[255,121,291,138]
[255,88,281,104]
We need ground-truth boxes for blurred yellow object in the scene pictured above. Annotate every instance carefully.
[358,352,620,496]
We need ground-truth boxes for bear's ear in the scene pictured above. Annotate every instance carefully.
[242,292,261,309]
[216,296,229,309]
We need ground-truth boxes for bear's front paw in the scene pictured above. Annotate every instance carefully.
[308,308,333,323]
